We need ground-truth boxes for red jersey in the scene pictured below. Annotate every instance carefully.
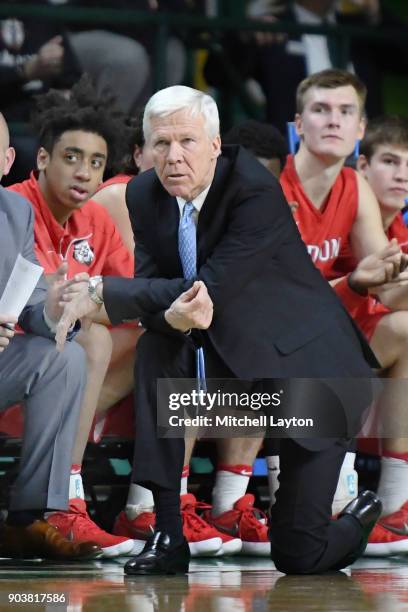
[387,212,408,247]
[333,213,408,340]
[7,172,134,278]
[95,173,133,192]
[280,155,358,281]
[280,155,386,340]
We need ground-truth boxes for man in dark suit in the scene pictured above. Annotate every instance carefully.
[56,85,408,575]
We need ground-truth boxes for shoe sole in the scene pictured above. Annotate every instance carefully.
[214,538,242,557]
[364,541,408,556]
[101,539,135,558]
[125,561,190,576]
[189,537,223,557]
[240,541,271,556]
[125,539,147,556]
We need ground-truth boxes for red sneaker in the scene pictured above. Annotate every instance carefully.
[47,499,134,558]
[182,495,242,557]
[113,510,155,556]
[204,494,270,556]
[181,494,224,557]
[365,501,408,557]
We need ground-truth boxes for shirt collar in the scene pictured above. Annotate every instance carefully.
[176,183,212,217]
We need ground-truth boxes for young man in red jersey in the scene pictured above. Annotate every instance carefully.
[353,116,408,555]
[279,70,408,556]
[7,78,142,558]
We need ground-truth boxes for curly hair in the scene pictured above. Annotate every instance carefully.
[112,107,145,176]
[31,75,126,172]
[223,119,287,168]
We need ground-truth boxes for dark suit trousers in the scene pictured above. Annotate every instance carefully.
[270,437,361,574]
[131,331,194,493]
[132,330,234,492]
[131,330,362,574]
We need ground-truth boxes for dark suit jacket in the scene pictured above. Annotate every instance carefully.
[105,145,378,448]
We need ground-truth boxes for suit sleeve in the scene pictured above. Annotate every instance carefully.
[103,178,191,333]
[103,275,192,326]
[17,205,55,338]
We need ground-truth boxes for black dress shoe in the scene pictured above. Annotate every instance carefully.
[124,532,190,575]
[334,490,382,568]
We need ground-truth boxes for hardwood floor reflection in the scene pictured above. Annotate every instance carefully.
[0,557,407,611]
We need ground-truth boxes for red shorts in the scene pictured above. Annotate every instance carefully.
[353,298,390,342]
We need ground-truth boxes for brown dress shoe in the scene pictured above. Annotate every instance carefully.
[0,520,102,560]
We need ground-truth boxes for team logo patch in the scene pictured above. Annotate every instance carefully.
[73,240,94,265]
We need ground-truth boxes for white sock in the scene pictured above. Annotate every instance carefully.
[377,456,408,516]
[180,474,189,496]
[266,455,280,509]
[69,469,84,501]
[125,484,154,519]
[212,467,251,517]
[180,465,190,496]
[332,452,358,515]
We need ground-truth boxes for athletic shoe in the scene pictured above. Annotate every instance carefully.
[47,499,134,558]
[113,509,155,556]
[365,501,408,556]
[181,494,224,557]
[204,494,270,556]
[115,494,240,557]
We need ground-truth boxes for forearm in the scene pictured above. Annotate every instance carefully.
[375,285,408,311]
[102,276,192,325]
[91,304,111,326]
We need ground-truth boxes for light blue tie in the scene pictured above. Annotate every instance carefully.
[178,202,206,391]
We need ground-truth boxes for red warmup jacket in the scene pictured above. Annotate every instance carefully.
[8,172,134,279]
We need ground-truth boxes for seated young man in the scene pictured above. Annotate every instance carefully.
[344,115,408,555]
[279,70,408,556]
[7,77,142,558]
[222,119,288,179]
[0,111,101,561]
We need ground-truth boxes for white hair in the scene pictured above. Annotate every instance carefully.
[143,85,220,141]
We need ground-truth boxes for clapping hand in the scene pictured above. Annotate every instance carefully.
[349,239,408,294]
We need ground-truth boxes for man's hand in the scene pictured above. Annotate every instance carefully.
[0,315,18,353]
[45,262,89,328]
[23,36,64,80]
[55,278,101,351]
[165,281,213,332]
[349,240,408,295]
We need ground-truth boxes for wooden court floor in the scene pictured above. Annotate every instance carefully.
[0,557,407,611]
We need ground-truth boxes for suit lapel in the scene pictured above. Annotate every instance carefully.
[155,191,183,276]
[197,157,230,267]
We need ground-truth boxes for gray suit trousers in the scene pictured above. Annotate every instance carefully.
[0,335,86,511]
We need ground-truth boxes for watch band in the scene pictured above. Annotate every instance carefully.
[88,275,104,305]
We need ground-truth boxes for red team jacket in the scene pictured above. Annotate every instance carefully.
[8,172,134,279]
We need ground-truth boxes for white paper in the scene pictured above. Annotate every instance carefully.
[0,254,44,318]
